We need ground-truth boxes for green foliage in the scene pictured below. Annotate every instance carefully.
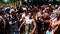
[0,0,18,3]
[9,0,18,3]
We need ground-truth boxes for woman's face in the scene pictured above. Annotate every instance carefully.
[11,11,15,16]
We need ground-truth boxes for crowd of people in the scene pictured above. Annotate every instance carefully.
[0,4,60,34]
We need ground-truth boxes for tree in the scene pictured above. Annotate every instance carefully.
[9,0,18,3]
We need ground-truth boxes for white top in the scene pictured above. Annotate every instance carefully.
[25,16,32,24]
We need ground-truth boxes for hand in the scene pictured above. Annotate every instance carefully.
[29,32,33,34]
[9,21,12,24]
[32,16,34,19]
[45,20,49,23]
[18,28,20,32]
[14,21,17,23]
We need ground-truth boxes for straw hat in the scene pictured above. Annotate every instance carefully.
[9,9,15,13]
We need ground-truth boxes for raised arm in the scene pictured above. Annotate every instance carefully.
[18,18,25,31]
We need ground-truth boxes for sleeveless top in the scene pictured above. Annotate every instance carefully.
[25,16,32,24]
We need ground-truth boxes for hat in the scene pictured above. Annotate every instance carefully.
[55,5,58,7]
[9,9,15,13]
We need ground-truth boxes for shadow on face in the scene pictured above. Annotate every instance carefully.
[11,11,16,16]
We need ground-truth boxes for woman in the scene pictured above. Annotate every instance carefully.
[49,11,60,34]
[18,13,36,34]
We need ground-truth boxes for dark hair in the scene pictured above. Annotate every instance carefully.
[54,25,60,34]
[0,10,3,15]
